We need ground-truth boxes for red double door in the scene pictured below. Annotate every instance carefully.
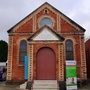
[36,47,56,80]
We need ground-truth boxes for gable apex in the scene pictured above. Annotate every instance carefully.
[7,2,85,33]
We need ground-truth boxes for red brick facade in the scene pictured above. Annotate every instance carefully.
[7,2,87,82]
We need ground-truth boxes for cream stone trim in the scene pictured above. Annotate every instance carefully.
[28,41,61,44]
[57,14,59,31]
[28,44,33,80]
[59,15,61,32]
[33,17,34,32]
[27,45,30,80]
[38,15,55,28]
[17,38,27,66]
[60,43,64,81]
[79,36,83,79]
[61,32,84,35]
[57,14,61,32]
[7,36,13,80]
[27,44,30,80]
[34,15,36,32]
[79,35,87,79]
[62,43,65,81]
[33,15,36,32]
[10,32,33,34]
[58,43,64,81]
[58,43,60,80]
[83,43,87,79]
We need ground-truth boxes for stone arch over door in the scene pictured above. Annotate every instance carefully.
[36,47,56,80]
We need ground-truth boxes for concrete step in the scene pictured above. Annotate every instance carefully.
[33,85,58,89]
[32,88,59,90]
[20,82,27,89]
[34,80,57,84]
[33,80,59,90]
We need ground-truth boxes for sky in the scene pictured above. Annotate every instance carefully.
[0,0,90,42]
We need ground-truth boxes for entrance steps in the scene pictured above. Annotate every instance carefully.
[33,80,59,90]
[20,82,27,89]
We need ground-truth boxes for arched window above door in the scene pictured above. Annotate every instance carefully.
[65,39,74,60]
[19,40,27,64]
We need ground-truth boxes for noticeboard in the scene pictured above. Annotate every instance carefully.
[66,61,77,90]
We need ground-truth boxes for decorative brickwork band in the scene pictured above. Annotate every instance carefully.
[57,14,61,32]
[80,36,87,79]
[7,36,13,80]
[58,43,64,81]
[33,15,36,32]
[28,44,33,80]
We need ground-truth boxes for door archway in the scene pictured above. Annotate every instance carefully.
[36,47,56,80]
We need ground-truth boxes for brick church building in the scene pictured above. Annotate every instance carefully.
[7,2,87,84]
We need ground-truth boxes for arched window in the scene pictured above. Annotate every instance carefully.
[65,40,74,60]
[39,17,53,27]
[19,40,27,64]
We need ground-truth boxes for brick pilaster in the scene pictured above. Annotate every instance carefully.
[7,35,13,80]
[28,44,33,80]
[80,36,87,80]
[58,43,64,81]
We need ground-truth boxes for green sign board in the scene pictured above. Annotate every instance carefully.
[66,66,77,77]
[66,61,77,90]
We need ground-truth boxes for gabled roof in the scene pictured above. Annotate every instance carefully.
[7,2,85,33]
[27,25,64,41]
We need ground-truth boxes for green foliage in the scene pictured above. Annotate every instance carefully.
[0,40,8,62]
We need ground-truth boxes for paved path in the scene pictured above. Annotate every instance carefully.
[0,81,90,90]
[79,84,90,90]
[0,81,19,90]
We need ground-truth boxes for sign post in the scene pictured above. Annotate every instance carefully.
[66,61,77,90]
